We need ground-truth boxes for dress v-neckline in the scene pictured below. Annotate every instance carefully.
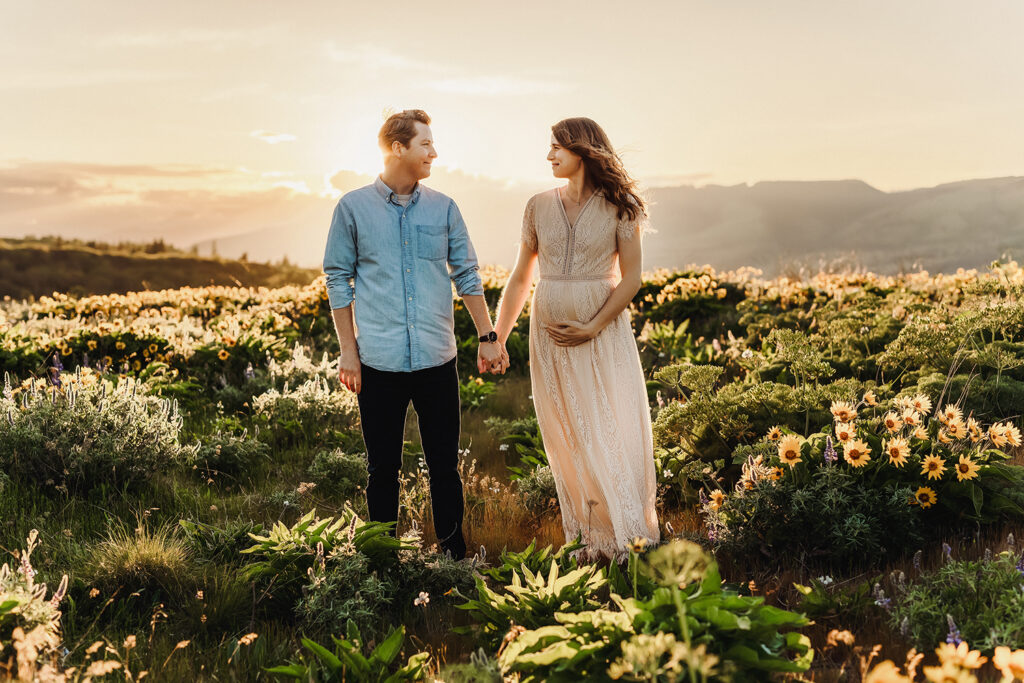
[556,187,598,230]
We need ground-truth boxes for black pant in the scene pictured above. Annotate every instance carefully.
[357,357,466,558]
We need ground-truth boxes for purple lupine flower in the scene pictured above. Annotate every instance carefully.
[913,549,923,572]
[872,583,891,611]
[1015,553,1024,579]
[824,435,838,464]
[52,353,64,371]
[244,363,255,380]
[946,615,963,645]
[942,543,953,561]
[82,352,89,369]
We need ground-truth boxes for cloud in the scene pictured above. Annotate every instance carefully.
[0,69,184,90]
[250,130,297,144]
[95,26,283,50]
[321,43,446,73]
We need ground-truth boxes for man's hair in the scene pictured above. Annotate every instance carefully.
[378,109,431,152]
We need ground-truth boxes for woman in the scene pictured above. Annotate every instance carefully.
[494,117,660,561]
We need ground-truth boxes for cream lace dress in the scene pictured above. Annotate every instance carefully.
[521,188,660,560]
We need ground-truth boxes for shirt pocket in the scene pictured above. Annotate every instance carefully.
[416,224,448,261]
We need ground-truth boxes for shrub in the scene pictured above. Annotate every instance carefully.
[514,465,558,515]
[252,377,359,446]
[0,371,194,492]
[307,449,369,501]
[890,548,1024,653]
[189,430,270,478]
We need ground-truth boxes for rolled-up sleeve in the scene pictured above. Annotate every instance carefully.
[323,200,357,309]
[446,199,484,297]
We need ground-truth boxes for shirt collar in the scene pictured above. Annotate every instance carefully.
[375,175,422,206]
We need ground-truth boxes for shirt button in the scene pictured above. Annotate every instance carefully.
[406,268,411,273]
[408,296,412,301]
[409,324,414,329]
[404,241,409,245]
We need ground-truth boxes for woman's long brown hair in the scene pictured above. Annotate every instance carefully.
[551,117,646,222]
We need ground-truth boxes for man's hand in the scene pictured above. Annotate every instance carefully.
[478,341,508,375]
[338,345,362,393]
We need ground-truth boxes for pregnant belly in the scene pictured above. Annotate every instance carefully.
[532,279,616,327]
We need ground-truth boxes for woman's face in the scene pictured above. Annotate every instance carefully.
[547,133,582,179]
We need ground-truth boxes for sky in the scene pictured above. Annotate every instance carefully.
[1,0,1022,263]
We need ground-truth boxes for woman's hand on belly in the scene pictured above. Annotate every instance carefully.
[546,319,599,347]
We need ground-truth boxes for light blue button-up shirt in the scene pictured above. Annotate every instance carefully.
[323,176,484,373]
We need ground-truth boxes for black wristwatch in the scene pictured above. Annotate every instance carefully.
[479,331,498,344]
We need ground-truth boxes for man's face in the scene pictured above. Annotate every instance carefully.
[394,122,437,180]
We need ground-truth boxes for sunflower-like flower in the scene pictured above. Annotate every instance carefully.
[864,660,911,683]
[993,647,1024,682]
[989,424,1009,447]
[834,421,856,444]
[955,454,980,482]
[843,440,871,467]
[901,409,921,427]
[913,425,929,441]
[967,417,983,443]
[996,421,1022,448]
[830,401,858,423]
[937,429,952,444]
[914,486,938,509]
[218,349,231,361]
[862,390,878,407]
[708,490,725,511]
[882,411,902,433]
[87,340,98,351]
[921,455,946,480]
[115,341,126,350]
[765,425,783,442]
[884,437,910,467]
[939,404,964,426]
[947,419,968,440]
[778,435,803,467]
[936,641,987,669]
[910,393,933,414]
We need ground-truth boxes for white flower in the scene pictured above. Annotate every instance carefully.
[817,575,834,586]
[414,591,430,607]
[499,444,509,451]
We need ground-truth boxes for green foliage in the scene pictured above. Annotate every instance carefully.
[307,448,369,501]
[84,519,194,600]
[189,430,270,478]
[710,464,925,567]
[456,562,608,647]
[240,507,411,610]
[486,415,549,480]
[890,549,1024,653]
[460,376,497,410]
[496,540,813,683]
[252,376,359,447]
[267,621,430,681]
[515,465,559,515]
[480,537,585,587]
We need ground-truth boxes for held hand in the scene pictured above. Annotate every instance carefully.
[546,320,598,347]
[338,347,362,394]
[478,341,508,375]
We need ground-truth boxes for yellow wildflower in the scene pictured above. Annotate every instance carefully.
[843,440,871,467]
[915,486,938,508]
[778,435,803,467]
[709,490,725,511]
[940,404,964,426]
[835,421,856,444]
[901,409,922,427]
[993,647,1024,682]
[766,426,783,442]
[865,660,912,683]
[913,425,929,440]
[883,411,902,433]
[936,641,986,669]
[830,401,857,422]
[989,424,1008,448]
[884,437,910,467]
[863,390,878,407]
[218,349,230,361]
[911,393,933,414]
[955,454,980,482]
[921,455,946,480]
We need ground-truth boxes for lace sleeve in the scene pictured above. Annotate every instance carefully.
[521,195,538,251]
[616,210,647,243]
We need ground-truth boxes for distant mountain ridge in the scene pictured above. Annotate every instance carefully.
[188,176,1024,276]
[643,177,1024,275]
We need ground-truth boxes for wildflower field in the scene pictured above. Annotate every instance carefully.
[2,258,1024,681]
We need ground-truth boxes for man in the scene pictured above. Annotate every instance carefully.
[323,109,507,559]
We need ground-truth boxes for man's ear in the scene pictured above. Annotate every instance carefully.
[391,140,404,158]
